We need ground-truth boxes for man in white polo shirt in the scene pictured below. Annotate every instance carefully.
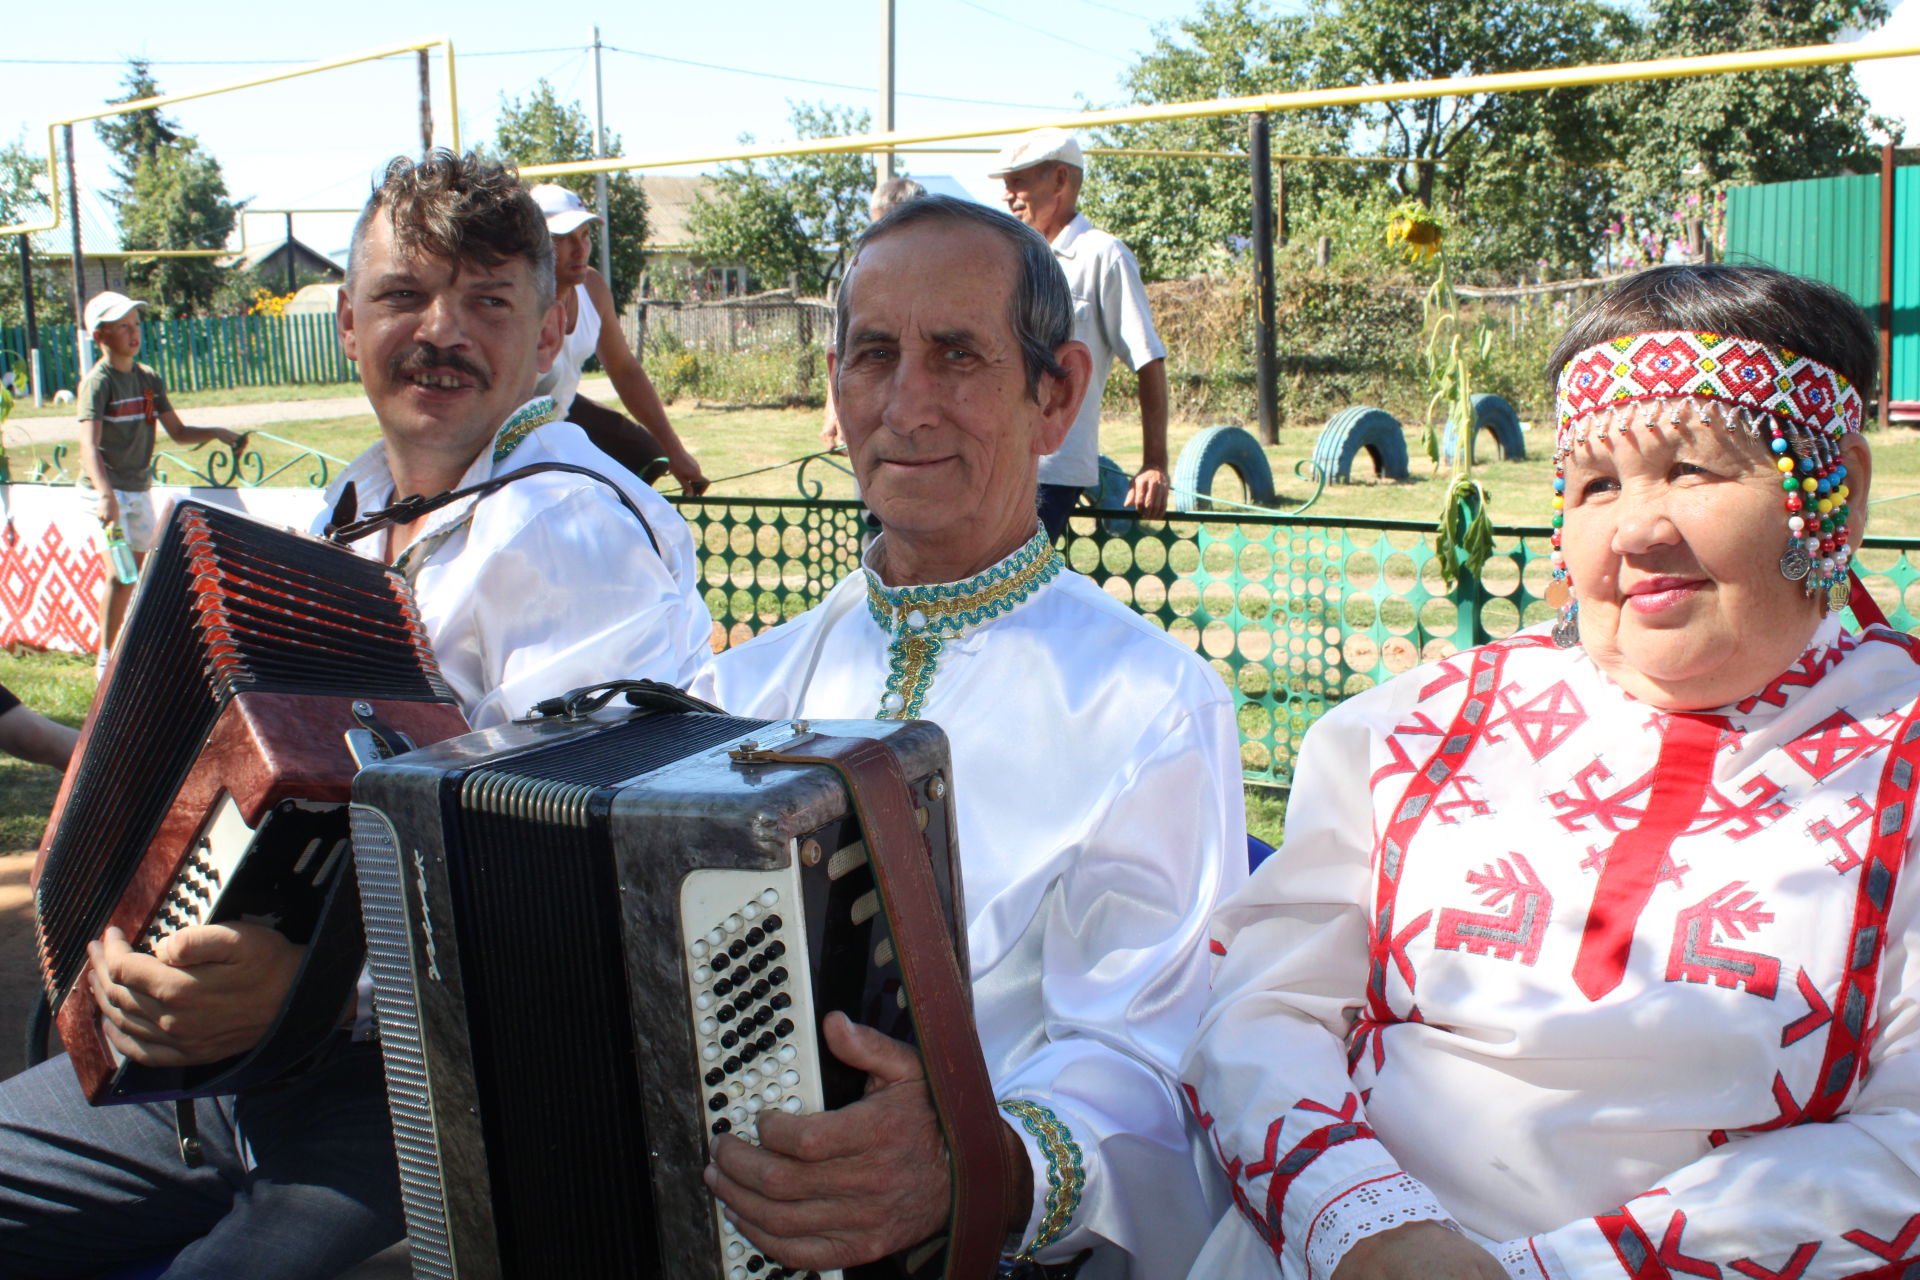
[992,128,1169,539]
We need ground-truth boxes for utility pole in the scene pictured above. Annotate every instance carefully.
[63,124,90,378]
[284,212,297,295]
[593,26,613,285]
[418,50,433,158]
[1248,113,1279,444]
[877,0,896,183]
[1880,141,1896,433]
[18,235,41,405]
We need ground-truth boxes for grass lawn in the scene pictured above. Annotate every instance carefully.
[0,649,93,853]
[6,381,365,420]
[378,400,1920,538]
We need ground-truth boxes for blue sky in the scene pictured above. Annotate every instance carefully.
[4,0,1918,264]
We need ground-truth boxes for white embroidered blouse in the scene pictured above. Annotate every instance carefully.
[1182,617,1920,1280]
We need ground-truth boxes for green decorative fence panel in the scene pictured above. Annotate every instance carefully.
[673,496,1920,788]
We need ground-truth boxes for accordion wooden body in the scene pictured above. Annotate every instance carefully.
[348,703,1011,1280]
[33,500,469,1104]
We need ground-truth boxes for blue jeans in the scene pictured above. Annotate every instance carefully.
[0,1041,403,1279]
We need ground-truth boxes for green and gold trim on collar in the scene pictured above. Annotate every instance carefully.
[863,527,1063,720]
[490,396,562,463]
[999,1098,1085,1260]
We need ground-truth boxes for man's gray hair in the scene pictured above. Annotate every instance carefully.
[346,151,556,309]
[835,195,1071,402]
[868,176,928,218]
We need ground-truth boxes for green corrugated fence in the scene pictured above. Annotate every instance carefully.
[1724,168,1920,401]
[0,313,357,397]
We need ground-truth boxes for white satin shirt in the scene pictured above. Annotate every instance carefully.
[695,531,1245,1277]
[316,395,712,728]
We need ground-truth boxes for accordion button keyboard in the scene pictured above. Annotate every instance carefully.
[682,862,837,1280]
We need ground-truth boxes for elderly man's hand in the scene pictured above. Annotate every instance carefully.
[1127,466,1170,519]
[705,1012,950,1271]
[1331,1221,1506,1280]
[668,451,711,497]
[87,922,304,1067]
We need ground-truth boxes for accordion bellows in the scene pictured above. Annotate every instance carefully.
[34,500,469,1104]
[349,708,1009,1279]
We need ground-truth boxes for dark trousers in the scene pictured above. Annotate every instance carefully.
[1036,483,1081,543]
[0,1043,402,1280]
[566,395,670,486]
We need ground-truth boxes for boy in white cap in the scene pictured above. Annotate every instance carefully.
[991,128,1169,537]
[528,182,708,493]
[75,291,243,662]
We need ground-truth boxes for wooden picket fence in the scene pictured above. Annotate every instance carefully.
[1,313,358,396]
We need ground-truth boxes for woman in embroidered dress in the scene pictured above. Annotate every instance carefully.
[1180,264,1920,1280]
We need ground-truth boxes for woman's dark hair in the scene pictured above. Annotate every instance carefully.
[1547,264,1878,405]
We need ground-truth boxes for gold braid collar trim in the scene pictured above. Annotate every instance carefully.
[863,527,1062,720]
[490,396,562,463]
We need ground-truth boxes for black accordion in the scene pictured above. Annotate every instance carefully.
[33,499,470,1104]
[348,694,1014,1280]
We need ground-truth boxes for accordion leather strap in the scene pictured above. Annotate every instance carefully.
[756,734,1016,1280]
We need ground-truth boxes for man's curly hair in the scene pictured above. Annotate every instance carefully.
[347,151,555,306]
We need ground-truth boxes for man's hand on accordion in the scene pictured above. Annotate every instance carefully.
[704,1011,966,1270]
[86,922,305,1067]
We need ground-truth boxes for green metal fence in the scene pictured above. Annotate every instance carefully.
[1,313,357,396]
[673,495,1920,788]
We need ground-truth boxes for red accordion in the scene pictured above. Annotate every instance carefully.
[33,499,469,1105]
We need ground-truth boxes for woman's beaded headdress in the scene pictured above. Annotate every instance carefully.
[1548,330,1861,648]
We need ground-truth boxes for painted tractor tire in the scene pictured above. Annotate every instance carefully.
[1171,425,1276,513]
[1312,406,1409,483]
[1441,393,1525,465]
[1079,454,1135,534]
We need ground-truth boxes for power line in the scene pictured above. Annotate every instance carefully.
[602,45,1071,110]
[952,0,1129,61]
[0,48,583,67]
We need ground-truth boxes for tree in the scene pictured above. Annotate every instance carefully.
[1607,0,1897,251]
[685,102,875,294]
[1084,0,1630,281]
[117,139,236,317]
[91,62,236,317]
[0,133,74,328]
[95,60,181,192]
[492,80,651,312]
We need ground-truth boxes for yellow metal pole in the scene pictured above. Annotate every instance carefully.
[522,38,1920,180]
[885,146,1441,164]
[0,36,459,242]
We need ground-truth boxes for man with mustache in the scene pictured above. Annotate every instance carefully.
[0,153,712,1279]
[696,196,1242,1279]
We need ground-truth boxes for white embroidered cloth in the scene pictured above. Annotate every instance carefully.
[1182,616,1920,1279]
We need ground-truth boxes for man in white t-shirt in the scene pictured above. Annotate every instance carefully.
[528,182,709,494]
[992,128,1169,539]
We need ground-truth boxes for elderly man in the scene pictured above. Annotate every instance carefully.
[993,128,1170,539]
[696,195,1242,1279]
[0,152,712,1280]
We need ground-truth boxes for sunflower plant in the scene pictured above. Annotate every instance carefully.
[1394,205,1494,588]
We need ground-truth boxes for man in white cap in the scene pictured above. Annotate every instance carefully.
[74,291,244,661]
[528,182,709,493]
[991,128,1169,538]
